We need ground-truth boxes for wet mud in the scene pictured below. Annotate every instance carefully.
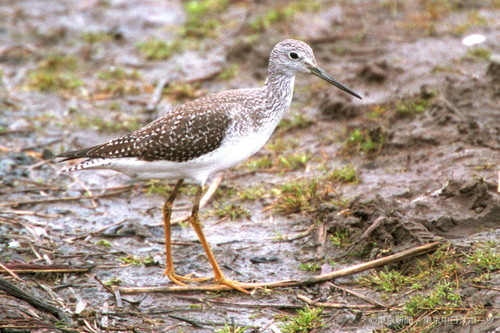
[0,0,498,332]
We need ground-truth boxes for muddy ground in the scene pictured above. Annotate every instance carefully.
[0,0,499,332]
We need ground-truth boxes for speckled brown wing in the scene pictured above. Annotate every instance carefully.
[57,102,233,163]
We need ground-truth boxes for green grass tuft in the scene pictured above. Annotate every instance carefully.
[467,47,492,59]
[279,306,324,332]
[330,229,352,248]
[360,267,412,292]
[213,202,251,221]
[27,54,82,91]
[278,152,311,171]
[328,165,358,184]
[466,242,500,272]
[137,39,179,60]
[404,281,462,317]
[182,0,228,38]
[119,255,155,266]
[271,179,319,214]
[342,128,385,156]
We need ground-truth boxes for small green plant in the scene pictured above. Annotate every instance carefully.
[367,105,386,119]
[250,8,293,32]
[103,277,122,286]
[249,1,320,32]
[466,242,500,272]
[237,185,267,201]
[98,66,140,80]
[38,54,78,71]
[432,65,458,73]
[327,196,352,210]
[95,239,112,247]
[28,71,82,91]
[243,155,273,172]
[279,306,324,333]
[213,203,251,221]
[81,31,113,43]
[349,241,378,258]
[467,47,492,59]
[215,323,246,333]
[395,98,430,116]
[27,54,82,91]
[266,138,300,153]
[54,320,70,329]
[137,39,179,60]
[95,66,142,96]
[278,152,311,171]
[107,101,121,111]
[404,281,462,317]
[360,267,411,292]
[119,255,155,266]
[278,112,315,132]
[328,165,358,184]
[329,229,352,248]
[271,179,319,214]
[217,64,239,81]
[342,128,385,156]
[298,262,321,272]
[182,0,229,38]
[144,180,171,197]
[273,230,285,241]
[411,282,424,291]
[411,244,463,284]
[213,185,237,201]
[97,82,142,96]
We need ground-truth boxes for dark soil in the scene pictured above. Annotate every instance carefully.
[0,1,498,332]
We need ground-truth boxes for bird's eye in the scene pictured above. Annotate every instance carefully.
[288,52,300,60]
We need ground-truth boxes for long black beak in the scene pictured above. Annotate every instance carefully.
[310,66,362,99]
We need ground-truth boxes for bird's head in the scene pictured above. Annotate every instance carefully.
[269,39,362,99]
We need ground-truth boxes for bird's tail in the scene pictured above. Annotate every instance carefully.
[58,158,111,173]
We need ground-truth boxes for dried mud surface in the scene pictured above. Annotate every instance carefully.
[0,1,498,332]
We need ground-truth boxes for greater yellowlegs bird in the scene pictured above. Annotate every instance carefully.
[58,39,362,293]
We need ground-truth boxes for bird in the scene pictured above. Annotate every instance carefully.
[57,39,362,293]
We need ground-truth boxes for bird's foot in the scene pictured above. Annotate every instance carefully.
[164,269,210,285]
[215,277,250,294]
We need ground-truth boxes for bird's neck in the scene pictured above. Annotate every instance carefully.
[262,71,296,121]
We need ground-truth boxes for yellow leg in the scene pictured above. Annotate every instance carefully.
[163,179,208,284]
[189,185,249,294]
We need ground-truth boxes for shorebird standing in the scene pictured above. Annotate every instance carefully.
[58,39,362,293]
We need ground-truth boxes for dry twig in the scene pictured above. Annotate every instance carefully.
[468,284,500,292]
[0,262,22,281]
[0,187,133,208]
[119,242,440,293]
[0,277,68,322]
[329,282,388,308]
[146,78,169,114]
[0,263,93,274]
[297,294,377,309]
[272,224,316,242]
[360,216,386,239]
[70,219,129,241]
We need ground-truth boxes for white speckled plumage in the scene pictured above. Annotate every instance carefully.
[58,39,361,184]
